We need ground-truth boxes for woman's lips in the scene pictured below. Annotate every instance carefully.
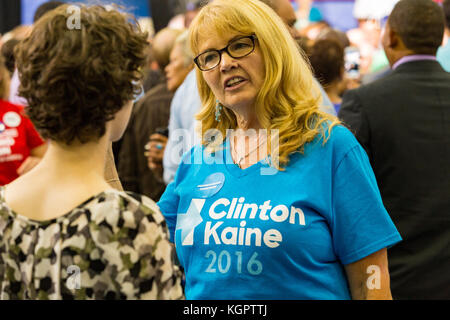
[224,78,248,91]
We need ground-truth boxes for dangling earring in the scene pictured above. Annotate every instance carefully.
[215,100,223,122]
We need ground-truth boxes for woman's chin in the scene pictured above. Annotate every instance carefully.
[223,96,257,112]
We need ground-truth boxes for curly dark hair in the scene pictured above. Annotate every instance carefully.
[309,39,344,87]
[15,4,148,145]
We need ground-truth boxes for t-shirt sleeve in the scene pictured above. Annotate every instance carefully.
[158,146,197,243]
[157,180,180,243]
[331,144,402,265]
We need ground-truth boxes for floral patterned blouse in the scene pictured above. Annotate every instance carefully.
[0,188,184,300]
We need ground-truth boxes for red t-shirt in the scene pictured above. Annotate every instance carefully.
[0,100,45,185]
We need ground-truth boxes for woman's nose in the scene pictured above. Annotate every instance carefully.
[219,51,237,72]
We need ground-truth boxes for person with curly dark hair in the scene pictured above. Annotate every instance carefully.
[8,0,124,190]
[0,5,184,300]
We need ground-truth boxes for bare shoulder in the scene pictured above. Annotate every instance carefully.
[4,175,41,206]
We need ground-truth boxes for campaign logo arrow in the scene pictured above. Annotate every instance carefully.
[176,198,205,246]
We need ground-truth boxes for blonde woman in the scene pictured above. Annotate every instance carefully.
[158,0,401,300]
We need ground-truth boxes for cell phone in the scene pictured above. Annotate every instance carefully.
[344,46,361,79]
[155,127,169,137]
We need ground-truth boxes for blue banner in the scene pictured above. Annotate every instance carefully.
[22,0,150,25]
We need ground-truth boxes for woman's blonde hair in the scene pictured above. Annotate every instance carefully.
[189,0,340,170]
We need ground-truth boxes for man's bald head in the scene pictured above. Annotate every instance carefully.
[152,28,184,70]
[259,0,299,39]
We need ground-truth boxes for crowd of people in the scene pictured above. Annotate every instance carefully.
[0,0,448,300]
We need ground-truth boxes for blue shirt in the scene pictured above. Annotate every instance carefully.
[158,124,402,300]
[334,103,341,114]
[437,42,450,72]
[163,70,202,185]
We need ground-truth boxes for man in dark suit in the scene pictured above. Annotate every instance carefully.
[339,0,450,300]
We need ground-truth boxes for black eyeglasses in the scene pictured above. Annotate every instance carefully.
[194,35,257,71]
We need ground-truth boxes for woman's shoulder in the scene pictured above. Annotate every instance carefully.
[0,188,164,229]
[122,190,166,223]
[82,190,169,248]
[314,121,360,150]
[88,189,164,224]
[0,186,12,225]
[177,143,208,166]
[28,189,166,239]
[298,121,362,165]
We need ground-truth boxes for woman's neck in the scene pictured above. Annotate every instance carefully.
[230,112,269,169]
[4,134,113,221]
[233,107,263,131]
[325,82,343,105]
[38,137,109,181]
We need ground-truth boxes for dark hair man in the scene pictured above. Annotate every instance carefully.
[339,0,449,300]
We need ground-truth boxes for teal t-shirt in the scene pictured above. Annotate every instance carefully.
[158,124,401,300]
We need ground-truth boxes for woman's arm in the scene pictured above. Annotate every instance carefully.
[344,248,393,300]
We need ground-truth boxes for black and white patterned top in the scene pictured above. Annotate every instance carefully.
[0,188,184,300]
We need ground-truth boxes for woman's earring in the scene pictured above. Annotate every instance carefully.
[215,100,223,122]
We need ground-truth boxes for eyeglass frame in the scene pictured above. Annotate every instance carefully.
[193,34,258,71]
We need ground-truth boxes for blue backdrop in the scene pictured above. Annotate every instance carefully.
[22,0,358,31]
[291,0,358,31]
[21,0,151,25]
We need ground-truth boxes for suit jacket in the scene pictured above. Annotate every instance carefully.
[118,81,174,201]
[339,60,450,300]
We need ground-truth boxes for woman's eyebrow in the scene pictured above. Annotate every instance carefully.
[201,35,246,52]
